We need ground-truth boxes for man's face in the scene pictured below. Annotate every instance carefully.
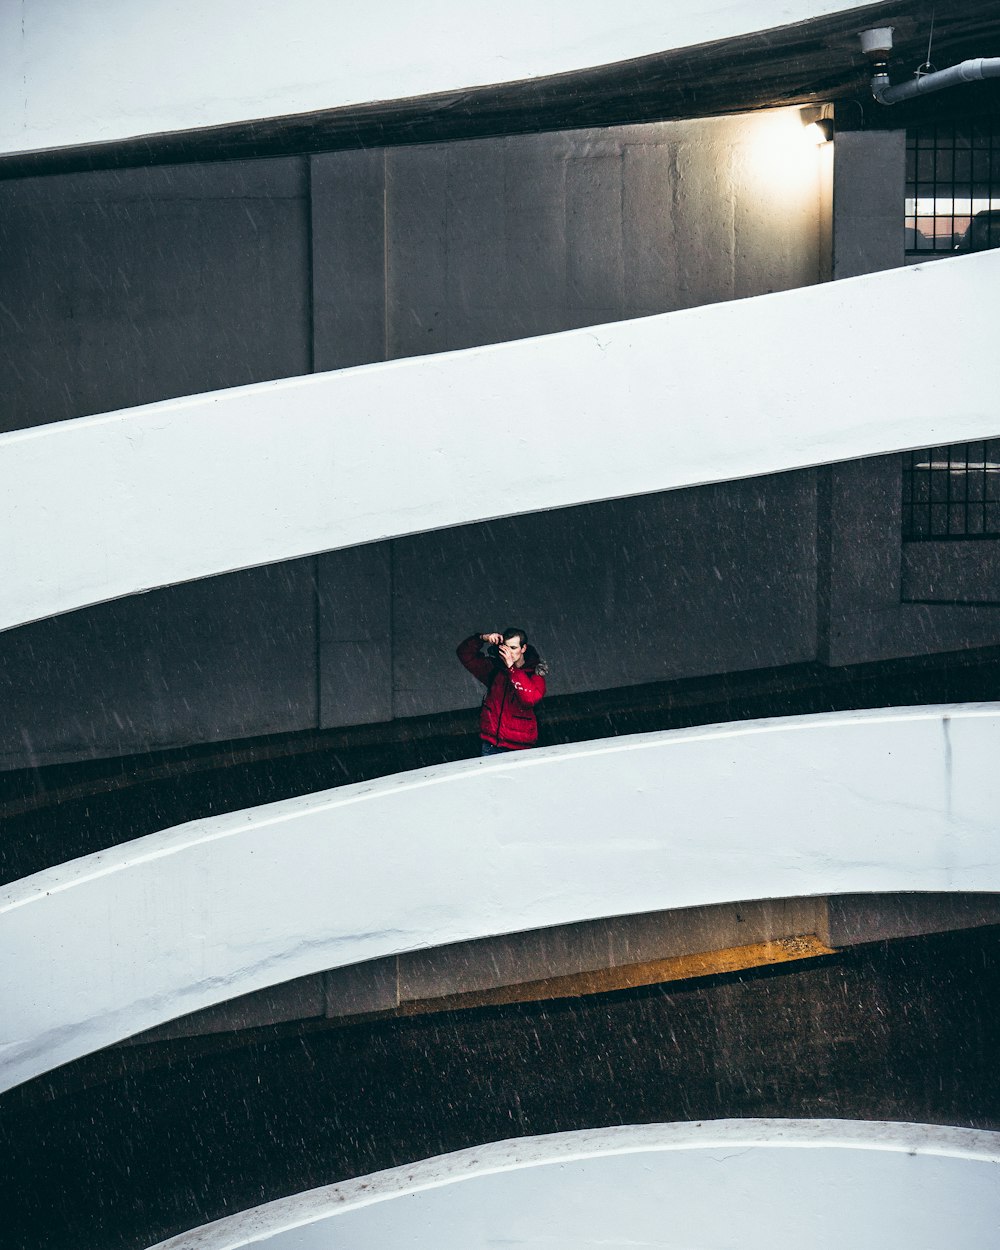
[503,634,526,667]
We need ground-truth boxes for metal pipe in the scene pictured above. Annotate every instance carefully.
[872,57,1000,105]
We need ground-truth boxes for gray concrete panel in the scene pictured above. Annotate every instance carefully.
[311,150,386,371]
[833,129,906,279]
[824,456,1000,665]
[443,139,508,352]
[824,893,1000,948]
[901,539,1000,605]
[501,137,569,340]
[390,473,817,720]
[607,898,827,967]
[605,475,818,686]
[622,142,679,317]
[325,957,399,1017]
[398,921,612,1000]
[0,159,310,431]
[675,138,735,308]
[0,561,317,767]
[565,152,625,320]
[385,145,450,359]
[318,544,393,727]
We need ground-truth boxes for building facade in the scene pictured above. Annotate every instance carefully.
[2,4,999,1247]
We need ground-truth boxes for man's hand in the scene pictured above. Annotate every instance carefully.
[481,632,503,645]
[498,642,515,669]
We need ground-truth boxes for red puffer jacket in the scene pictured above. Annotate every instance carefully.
[457,635,547,749]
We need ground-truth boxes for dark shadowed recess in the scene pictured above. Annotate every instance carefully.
[3,1,999,180]
[3,642,1000,884]
[1,925,998,1250]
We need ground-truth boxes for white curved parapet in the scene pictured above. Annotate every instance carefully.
[1,2,876,157]
[2,704,998,1093]
[149,1120,1000,1250]
[3,252,999,634]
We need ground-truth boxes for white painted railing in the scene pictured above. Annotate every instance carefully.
[2,251,998,633]
[148,1120,1000,1250]
[2,2,880,157]
[2,704,998,1094]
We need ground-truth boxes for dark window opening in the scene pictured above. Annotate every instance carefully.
[902,441,1000,540]
[905,121,1000,254]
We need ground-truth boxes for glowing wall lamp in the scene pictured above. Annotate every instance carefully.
[805,116,834,144]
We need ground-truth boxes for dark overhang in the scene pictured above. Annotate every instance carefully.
[2,0,999,180]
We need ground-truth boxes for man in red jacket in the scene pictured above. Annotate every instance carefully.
[457,628,547,755]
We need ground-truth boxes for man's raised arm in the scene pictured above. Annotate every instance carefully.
[457,634,495,685]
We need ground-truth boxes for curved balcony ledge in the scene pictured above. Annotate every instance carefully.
[2,2,877,159]
[150,1120,1000,1250]
[3,251,999,635]
[1,704,998,1094]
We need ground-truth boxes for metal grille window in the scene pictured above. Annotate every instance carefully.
[902,441,1000,540]
[905,122,1000,253]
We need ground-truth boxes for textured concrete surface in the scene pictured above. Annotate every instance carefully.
[149,1121,1000,1250]
[3,924,998,1250]
[2,703,998,1092]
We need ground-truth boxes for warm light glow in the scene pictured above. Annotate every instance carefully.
[742,107,826,205]
[804,119,833,144]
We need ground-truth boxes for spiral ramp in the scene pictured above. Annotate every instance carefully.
[148,1123,1000,1250]
[3,251,999,635]
[3,4,1000,1249]
[0,1,931,163]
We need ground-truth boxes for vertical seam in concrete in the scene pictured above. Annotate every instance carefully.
[816,465,832,663]
[668,143,681,299]
[308,155,322,729]
[444,147,451,351]
[314,555,322,729]
[618,147,626,313]
[306,155,316,375]
[561,152,569,320]
[729,145,737,297]
[382,149,389,361]
[388,540,395,722]
[896,454,906,607]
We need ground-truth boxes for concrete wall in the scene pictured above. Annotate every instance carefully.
[391,477,817,720]
[2,110,826,432]
[4,111,997,769]
[0,470,816,765]
[823,453,1000,666]
[315,115,826,370]
[0,106,832,766]
[832,130,906,280]
[146,1122,1000,1250]
[2,704,998,1092]
[0,160,311,432]
[0,1,877,156]
[135,890,1000,1042]
[4,251,1000,766]
[3,250,994,635]
[0,561,319,765]
[822,132,1000,663]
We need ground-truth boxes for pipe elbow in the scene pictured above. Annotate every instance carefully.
[870,72,891,103]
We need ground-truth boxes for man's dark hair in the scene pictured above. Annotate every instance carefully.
[501,627,528,648]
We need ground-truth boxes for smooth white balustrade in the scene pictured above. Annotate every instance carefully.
[2,252,998,634]
[2,704,998,1093]
[2,2,880,156]
[149,1120,1000,1250]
